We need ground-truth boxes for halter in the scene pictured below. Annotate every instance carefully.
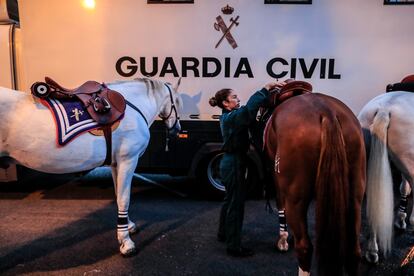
[159,83,180,131]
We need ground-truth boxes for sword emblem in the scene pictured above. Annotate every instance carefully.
[214,15,239,49]
[70,108,84,121]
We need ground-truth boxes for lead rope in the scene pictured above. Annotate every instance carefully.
[265,200,274,213]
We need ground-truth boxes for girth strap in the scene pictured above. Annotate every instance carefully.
[102,125,112,166]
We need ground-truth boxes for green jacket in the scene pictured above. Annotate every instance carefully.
[220,88,269,153]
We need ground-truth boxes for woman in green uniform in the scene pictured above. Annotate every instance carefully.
[209,81,286,257]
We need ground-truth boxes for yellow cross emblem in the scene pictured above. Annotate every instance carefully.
[70,108,84,121]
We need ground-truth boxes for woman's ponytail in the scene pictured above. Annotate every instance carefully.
[210,88,232,109]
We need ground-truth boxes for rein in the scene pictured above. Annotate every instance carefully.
[159,84,180,152]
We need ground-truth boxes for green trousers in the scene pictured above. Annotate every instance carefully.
[218,153,247,250]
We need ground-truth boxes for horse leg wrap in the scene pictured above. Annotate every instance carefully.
[117,211,129,242]
[276,210,289,251]
[395,195,408,230]
[278,210,287,232]
[117,211,137,256]
[399,195,408,214]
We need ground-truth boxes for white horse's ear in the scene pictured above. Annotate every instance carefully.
[174,77,182,92]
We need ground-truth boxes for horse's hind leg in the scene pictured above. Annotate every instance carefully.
[346,167,365,275]
[285,194,312,275]
[113,157,139,256]
[273,171,289,252]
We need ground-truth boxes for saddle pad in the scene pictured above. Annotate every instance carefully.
[42,98,100,146]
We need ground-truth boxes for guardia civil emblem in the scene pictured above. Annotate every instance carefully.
[214,5,239,49]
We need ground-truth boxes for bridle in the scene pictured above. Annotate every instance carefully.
[159,83,180,131]
[125,82,179,130]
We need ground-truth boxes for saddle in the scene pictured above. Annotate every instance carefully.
[268,80,313,107]
[386,74,414,93]
[31,77,127,165]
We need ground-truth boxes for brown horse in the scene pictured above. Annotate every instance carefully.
[263,85,366,276]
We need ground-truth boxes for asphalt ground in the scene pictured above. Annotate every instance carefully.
[0,168,414,275]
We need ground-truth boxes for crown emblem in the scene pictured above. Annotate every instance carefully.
[221,4,234,15]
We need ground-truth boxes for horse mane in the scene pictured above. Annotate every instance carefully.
[108,78,182,112]
[136,78,166,97]
[136,78,182,110]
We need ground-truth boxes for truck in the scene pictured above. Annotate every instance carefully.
[1,0,414,197]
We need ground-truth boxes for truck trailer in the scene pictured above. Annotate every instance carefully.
[1,0,413,196]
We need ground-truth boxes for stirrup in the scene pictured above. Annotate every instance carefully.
[93,97,111,113]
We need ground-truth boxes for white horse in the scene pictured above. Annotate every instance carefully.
[358,90,414,263]
[0,78,182,256]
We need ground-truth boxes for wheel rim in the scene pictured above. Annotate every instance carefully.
[207,153,225,192]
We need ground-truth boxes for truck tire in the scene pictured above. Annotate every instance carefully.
[197,152,260,200]
[197,152,225,200]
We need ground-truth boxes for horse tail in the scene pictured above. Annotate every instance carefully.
[315,114,349,275]
[366,110,393,256]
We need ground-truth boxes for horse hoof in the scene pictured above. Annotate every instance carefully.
[275,239,289,252]
[120,239,137,257]
[298,267,310,276]
[276,242,289,252]
[121,247,137,257]
[365,252,379,264]
[394,219,407,230]
[275,232,289,252]
[407,224,414,232]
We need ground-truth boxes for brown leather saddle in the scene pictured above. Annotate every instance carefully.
[31,77,126,165]
[258,80,313,131]
[268,80,313,107]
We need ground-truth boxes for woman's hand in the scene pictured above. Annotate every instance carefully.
[264,81,287,91]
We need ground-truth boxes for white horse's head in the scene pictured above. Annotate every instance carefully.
[158,79,182,137]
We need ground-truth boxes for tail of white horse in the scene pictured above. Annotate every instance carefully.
[366,110,394,256]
